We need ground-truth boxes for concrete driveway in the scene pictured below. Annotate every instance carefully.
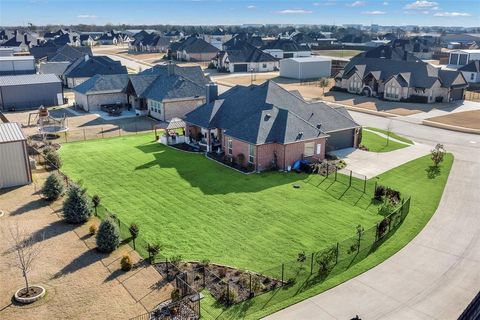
[266,111,480,320]
[330,143,431,179]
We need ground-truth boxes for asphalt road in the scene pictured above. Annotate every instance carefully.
[266,112,480,320]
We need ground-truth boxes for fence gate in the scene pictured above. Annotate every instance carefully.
[176,272,192,298]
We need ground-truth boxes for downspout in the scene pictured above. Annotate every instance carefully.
[283,144,286,171]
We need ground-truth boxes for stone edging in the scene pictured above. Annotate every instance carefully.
[14,285,46,304]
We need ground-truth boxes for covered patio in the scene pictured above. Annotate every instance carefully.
[185,124,223,153]
[157,118,187,145]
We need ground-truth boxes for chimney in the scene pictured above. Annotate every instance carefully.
[206,82,218,103]
[84,54,89,62]
[167,60,174,76]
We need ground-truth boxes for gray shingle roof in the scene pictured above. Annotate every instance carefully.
[0,74,61,87]
[261,39,310,52]
[342,57,467,89]
[222,42,277,63]
[185,81,359,145]
[174,36,219,54]
[0,122,26,142]
[39,61,71,76]
[73,74,130,94]
[140,64,210,85]
[64,56,127,78]
[459,60,480,73]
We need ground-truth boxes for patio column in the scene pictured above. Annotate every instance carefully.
[207,129,211,152]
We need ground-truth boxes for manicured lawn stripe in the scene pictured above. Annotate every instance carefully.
[361,129,409,152]
[365,127,414,145]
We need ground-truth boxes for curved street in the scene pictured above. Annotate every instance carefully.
[266,112,480,320]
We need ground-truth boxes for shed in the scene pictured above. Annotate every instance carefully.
[280,57,332,80]
[0,74,63,111]
[0,55,36,75]
[0,122,32,188]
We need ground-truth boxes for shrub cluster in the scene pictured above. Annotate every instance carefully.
[96,217,120,253]
[374,185,401,204]
[43,148,62,169]
[63,184,91,224]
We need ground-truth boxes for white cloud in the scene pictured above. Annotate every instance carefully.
[274,9,313,14]
[313,0,336,6]
[77,14,97,18]
[434,11,471,17]
[383,1,388,5]
[362,10,386,15]
[347,1,365,7]
[247,5,256,9]
[404,1,438,10]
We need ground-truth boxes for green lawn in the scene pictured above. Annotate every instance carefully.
[361,128,412,153]
[314,49,363,58]
[59,134,453,319]
[365,127,414,145]
[60,134,383,272]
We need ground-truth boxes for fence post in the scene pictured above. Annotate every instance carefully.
[101,127,104,139]
[375,222,379,241]
[374,180,377,196]
[64,131,67,143]
[119,127,121,136]
[249,272,252,297]
[203,266,206,288]
[326,165,329,178]
[335,242,339,264]
[310,252,314,275]
[349,171,352,187]
[83,129,86,141]
[363,176,367,193]
[166,257,169,273]
[227,283,230,305]
[281,263,284,284]
[335,169,337,181]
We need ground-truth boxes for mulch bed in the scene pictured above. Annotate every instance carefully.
[155,262,281,305]
[170,143,202,153]
[17,286,43,298]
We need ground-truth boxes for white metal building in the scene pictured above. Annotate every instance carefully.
[280,57,332,80]
[0,56,35,75]
[0,122,32,188]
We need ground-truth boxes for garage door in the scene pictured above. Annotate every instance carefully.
[327,129,355,151]
[233,64,248,72]
[450,88,464,100]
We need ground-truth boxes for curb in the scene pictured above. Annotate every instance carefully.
[422,120,480,135]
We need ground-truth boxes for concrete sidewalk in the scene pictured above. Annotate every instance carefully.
[331,143,431,179]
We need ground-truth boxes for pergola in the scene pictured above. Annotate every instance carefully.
[154,118,186,141]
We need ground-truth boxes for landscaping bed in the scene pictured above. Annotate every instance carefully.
[155,261,281,305]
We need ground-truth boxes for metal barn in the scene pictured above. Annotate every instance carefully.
[0,74,63,111]
[280,57,332,80]
[0,122,32,188]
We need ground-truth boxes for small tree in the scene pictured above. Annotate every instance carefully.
[8,223,43,294]
[318,78,330,95]
[146,243,161,263]
[63,184,91,224]
[356,224,365,253]
[431,143,446,167]
[129,223,139,249]
[44,149,62,169]
[41,173,64,201]
[385,120,393,146]
[96,217,120,253]
[92,195,101,216]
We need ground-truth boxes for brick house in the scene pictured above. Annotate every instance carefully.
[73,63,210,120]
[184,81,360,172]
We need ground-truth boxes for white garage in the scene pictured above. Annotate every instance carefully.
[0,122,32,188]
[280,57,332,80]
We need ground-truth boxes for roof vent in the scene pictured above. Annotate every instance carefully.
[264,113,272,120]
[316,124,322,129]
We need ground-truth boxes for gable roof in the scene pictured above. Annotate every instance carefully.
[185,81,359,145]
[223,33,264,49]
[0,73,61,87]
[64,56,127,78]
[356,45,420,61]
[222,42,277,63]
[45,44,92,62]
[73,74,130,94]
[342,56,467,89]
[140,64,210,85]
[174,36,219,54]
[459,60,480,73]
[38,61,71,76]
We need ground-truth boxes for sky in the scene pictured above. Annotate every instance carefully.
[0,0,479,27]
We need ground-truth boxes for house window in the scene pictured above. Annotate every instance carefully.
[349,77,361,92]
[458,54,468,65]
[471,73,475,81]
[248,144,254,163]
[304,142,314,157]
[262,63,267,68]
[227,139,233,155]
[385,85,399,99]
[449,53,459,65]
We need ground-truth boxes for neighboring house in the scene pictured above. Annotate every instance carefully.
[79,34,96,46]
[0,122,32,189]
[38,61,71,83]
[223,33,264,50]
[0,56,36,75]
[459,61,480,84]
[214,42,278,73]
[0,32,41,51]
[63,55,127,88]
[447,50,480,68]
[73,63,210,121]
[202,28,233,50]
[184,81,360,172]
[49,33,81,46]
[129,33,170,53]
[261,39,311,59]
[97,30,131,45]
[173,36,219,62]
[0,74,63,110]
[280,57,331,80]
[30,44,92,63]
[335,56,468,103]
[357,45,420,61]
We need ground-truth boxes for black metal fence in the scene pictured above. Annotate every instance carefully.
[29,141,412,319]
